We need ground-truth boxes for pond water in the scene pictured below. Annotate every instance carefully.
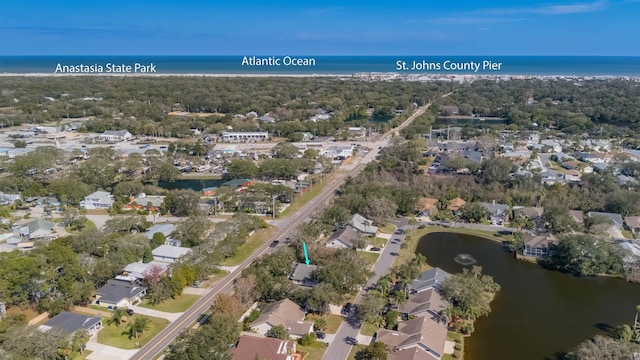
[416,232,640,360]
[157,178,225,191]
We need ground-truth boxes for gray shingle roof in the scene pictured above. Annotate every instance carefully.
[41,311,101,334]
[95,280,146,304]
[410,268,451,293]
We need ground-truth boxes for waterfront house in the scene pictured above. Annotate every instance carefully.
[417,198,439,217]
[523,233,558,259]
[250,299,314,339]
[410,268,451,294]
[94,280,146,309]
[377,315,447,360]
[39,312,102,337]
[587,211,624,231]
[399,288,450,318]
[447,197,466,214]
[568,210,584,226]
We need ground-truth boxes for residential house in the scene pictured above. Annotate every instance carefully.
[126,194,165,211]
[0,192,21,205]
[94,280,146,308]
[377,315,448,360]
[347,127,366,139]
[257,114,276,123]
[325,226,362,249]
[229,336,298,360]
[616,175,638,187]
[479,201,509,225]
[540,169,564,185]
[145,223,180,246]
[202,187,217,197]
[564,169,582,183]
[152,245,191,263]
[576,152,604,164]
[625,216,640,235]
[352,213,378,235]
[618,240,640,264]
[289,263,318,287]
[587,211,624,231]
[523,233,558,259]
[592,163,609,172]
[399,288,450,318]
[80,191,114,210]
[410,268,451,294]
[462,150,483,164]
[250,299,314,339]
[98,130,132,142]
[38,312,102,337]
[221,131,269,142]
[417,198,439,217]
[122,261,170,281]
[19,219,55,241]
[447,198,466,214]
[512,206,545,230]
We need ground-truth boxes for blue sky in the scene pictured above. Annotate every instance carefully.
[0,0,638,55]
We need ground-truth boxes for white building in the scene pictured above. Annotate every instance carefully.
[221,131,269,142]
[152,245,191,263]
[98,130,133,142]
[80,191,115,209]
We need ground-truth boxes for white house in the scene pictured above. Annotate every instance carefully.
[98,130,133,142]
[80,191,114,210]
[152,245,191,263]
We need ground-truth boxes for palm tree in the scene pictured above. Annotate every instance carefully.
[108,307,128,327]
[127,316,150,340]
[617,324,633,342]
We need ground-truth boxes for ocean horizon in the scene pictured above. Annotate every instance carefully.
[0,56,638,76]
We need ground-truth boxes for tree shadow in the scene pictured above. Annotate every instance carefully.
[594,322,617,337]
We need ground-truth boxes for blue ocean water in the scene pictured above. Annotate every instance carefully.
[0,56,638,76]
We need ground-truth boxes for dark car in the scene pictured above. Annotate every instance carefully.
[315,331,326,339]
[126,309,134,316]
[371,247,381,252]
[341,303,353,316]
[395,229,404,235]
[269,240,280,248]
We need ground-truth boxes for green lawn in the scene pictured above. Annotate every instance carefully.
[622,229,634,239]
[65,219,96,233]
[220,226,279,266]
[304,314,343,334]
[139,294,200,313]
[204,268,229,286]
[359,321,377,337]
[443,331,464,360]
[347,345,366,360]
[97,315,169,349]
[369,237,387,247]
[297,341,328,360]
[359,252,380,265]
[379,223,396,234]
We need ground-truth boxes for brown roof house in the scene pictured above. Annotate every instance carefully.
[399,288,450,318]
[229,335,299,360]
[250,299,314,339]
[418,198,439,216]
[523,233,558,259]
[377,315,448,360]
[625,216,640,235]
[447,197,466,213]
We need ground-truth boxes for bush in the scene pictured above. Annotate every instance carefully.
[454,344,462,351]
[418,224,426,229]
[298,332,317,346]
[454,337,462,344]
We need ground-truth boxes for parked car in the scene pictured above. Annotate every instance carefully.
[371,247,381,252]
[126,309,134,316]
[269,240,280,248]
[341,303,353,316]
[315,331,326,339]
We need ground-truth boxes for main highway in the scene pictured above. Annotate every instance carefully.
[130,102,433,360]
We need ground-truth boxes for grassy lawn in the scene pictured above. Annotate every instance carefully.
[304,314,343,334]
[347,344,366,360]
[622,229,634,239]
[65,219,96,233]
[7,306,40,322]
[97,315,169,349]
[379,223,396,234]
[220,225,279,266]
[360,321,377,337]
[298,341,327,360]
[369,237,387,247]
[139,294,199,313]
[359,251,380,265]
[442,331,464,360]
[203,268,228,286]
